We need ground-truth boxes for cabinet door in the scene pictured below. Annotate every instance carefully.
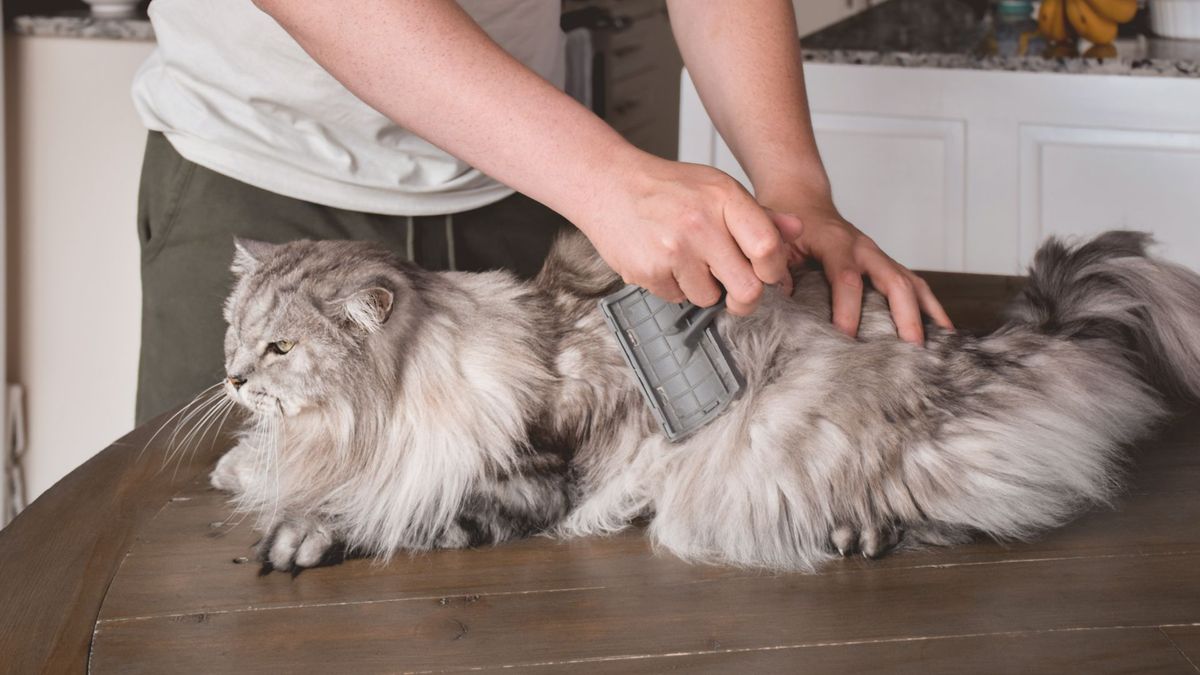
[814,114,966,272]
[705,111,966,272]
[1020,125,1200,271]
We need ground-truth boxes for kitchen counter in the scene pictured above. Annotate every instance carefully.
[801,0,1200,78]
[12,12,153,41]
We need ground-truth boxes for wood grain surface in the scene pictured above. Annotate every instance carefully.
[4,272,1200,674]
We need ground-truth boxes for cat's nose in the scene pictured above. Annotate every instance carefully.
[227,375,247,390]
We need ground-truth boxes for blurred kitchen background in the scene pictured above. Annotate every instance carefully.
[3,0,1199,522]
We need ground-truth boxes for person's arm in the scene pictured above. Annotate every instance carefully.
[251,0,789,315]
[666,0,953,342]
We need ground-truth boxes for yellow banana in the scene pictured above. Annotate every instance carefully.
[1038,0,1070,42]
[1066,0,1118,44]
[1083,0,1137,24]
[1083,42,1119,58]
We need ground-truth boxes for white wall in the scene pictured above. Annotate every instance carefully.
[5,35,153,500]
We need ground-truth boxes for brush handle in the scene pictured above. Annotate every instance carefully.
[669,296,726,349]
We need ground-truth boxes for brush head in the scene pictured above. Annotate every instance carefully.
[599,285,744,442]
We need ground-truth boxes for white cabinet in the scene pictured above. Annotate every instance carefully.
[679,66,1200,274]
[1018,124,1200,269]
[794,0,881,36]
[810,113,966,272]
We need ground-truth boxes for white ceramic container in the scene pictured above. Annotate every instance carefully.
[1150,0,1200,40]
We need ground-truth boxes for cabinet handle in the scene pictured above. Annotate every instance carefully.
[614,101,641,116]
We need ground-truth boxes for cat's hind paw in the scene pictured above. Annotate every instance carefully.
[830,524,904,559]
[256,518,353,576]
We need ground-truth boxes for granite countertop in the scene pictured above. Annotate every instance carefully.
[12,12,153,41]
[802,0,1200,78]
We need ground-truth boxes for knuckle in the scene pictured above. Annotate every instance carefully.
[837,268,864,289]
[852,234,881,257]
[677,208,708,233]
[659,232,685,257]
[893,275,915,294]
[747,234,782,261]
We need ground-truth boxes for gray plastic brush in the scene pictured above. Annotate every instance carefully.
[599,284,744,441]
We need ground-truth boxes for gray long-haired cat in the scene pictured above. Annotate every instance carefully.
[202,230,1200,573]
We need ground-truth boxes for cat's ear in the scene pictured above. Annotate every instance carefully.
[340,286,394,333]
[231,238,275,277]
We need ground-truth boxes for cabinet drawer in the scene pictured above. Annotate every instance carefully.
[606,70,657,131]
[608,11,670,81]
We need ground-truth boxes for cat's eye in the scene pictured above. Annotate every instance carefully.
[267,340,295,355]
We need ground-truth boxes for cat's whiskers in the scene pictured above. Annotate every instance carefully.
[163,394,226,468]
[171,397,237,480]
[159,389,226,470]
[171,394,226,459]
[139,382,224,462]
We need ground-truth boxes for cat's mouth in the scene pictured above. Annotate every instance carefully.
[224,383,298,417]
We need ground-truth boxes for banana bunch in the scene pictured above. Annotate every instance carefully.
[1038,0,1137,45]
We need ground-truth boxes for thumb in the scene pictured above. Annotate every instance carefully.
[766,209,804,243]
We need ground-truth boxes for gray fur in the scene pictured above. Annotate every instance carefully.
[207,230,1200,573]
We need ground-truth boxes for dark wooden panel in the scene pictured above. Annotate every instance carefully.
[918,271,1026,334]
[1161,626,1200,671]
[90,552,1200,673]
[1132,420,1200,495]
[523,628,1196,675]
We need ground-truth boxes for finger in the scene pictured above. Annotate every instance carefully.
[824,258,864,338]
[706,237,763,316]
[785,243,806,266]
[673,264,723,308]
[914,276,954,330]
[725,200,790,290]
[766,210,804,244]
[777,269,795,299]
[638,272,685,304]
[864,262,924,345]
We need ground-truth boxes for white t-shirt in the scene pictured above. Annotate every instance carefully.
[132,1,565,216]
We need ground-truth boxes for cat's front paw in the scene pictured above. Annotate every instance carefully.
[210,442,258,494]
[830,523,904,559]
[256,518,351,576]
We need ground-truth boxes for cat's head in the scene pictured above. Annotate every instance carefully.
[221,238,409,417]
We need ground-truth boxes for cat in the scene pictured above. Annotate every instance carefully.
[204,230,1200,574]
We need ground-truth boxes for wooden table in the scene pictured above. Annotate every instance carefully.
[3,273,1200,673]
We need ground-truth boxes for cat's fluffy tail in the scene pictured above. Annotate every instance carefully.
[1010,230,1200,400]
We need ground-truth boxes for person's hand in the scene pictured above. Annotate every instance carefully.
[575,156,792,316]
[766,202,954,345]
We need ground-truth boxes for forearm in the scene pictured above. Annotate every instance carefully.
[666,0,832,208]
[252,0,641,228]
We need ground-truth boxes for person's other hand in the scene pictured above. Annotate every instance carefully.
[767,204,953,345]
[578,157,792,316]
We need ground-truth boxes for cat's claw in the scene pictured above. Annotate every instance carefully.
[256,518,350,575]
[830,524,904,559]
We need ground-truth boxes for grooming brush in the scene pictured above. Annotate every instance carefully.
[599,285,744,441]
